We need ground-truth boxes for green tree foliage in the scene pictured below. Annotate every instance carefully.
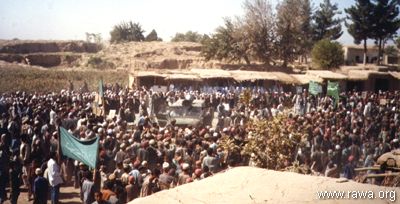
[110,21,145,43]
[298,0,314,63]
[242,0,276,65]
[202,0,276,65]
[86,56,115,69]
[384,45,398,57]
[313,0,343,41]
[311,39,344,69]
[277,0,312,67]
[171,31,203,43]
[345,0,374,65]
[145,29,162,41]
[369,0,400,65]
[241,115,305,169]
[201,18,251,64]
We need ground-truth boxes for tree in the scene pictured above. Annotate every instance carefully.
[313,0,343,41]
[241,115,305,169]
[369,0,400,65]
[145,29,162,41]
[345,0,374,65]
[171,31,203,43]
[384,45,398,57]
[298,0,314,63]
[311,39,344,69]
[276,0,312,67]
[201,18,251,64]
[242,0,277,65]
[110,21,145,43]
[85,32,103,44]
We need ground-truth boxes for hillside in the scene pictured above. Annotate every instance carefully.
[129,167,398,204]
[0,40,289,71]
[0,61,127,93]
[81,41,219,70]
[0,40,218,69]
[0,40,100,67]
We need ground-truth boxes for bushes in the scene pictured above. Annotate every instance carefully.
[86,56,115,69]
[110,21,145,43]
[311,39,344,69]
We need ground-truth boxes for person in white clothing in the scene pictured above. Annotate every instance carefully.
[47,152,63,204]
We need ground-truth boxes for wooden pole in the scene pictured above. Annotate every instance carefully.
[57,119,62,165]
[365,173,400,179]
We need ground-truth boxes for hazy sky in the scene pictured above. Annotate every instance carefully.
[0,0,357,44]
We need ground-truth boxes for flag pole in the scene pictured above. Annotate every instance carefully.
[56,118,62,165]
[99,79,106,117]
[93,138,100,191]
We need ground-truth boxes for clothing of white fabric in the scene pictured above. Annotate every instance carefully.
[47,158,64,187]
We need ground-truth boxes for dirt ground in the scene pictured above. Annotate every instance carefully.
[3,184,81,204]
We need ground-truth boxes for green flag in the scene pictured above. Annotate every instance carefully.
[309,81,322,95]
[99,79,104,97]
[60,127,99,169]
[327,81,339,104]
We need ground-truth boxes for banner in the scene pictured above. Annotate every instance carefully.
[296,86,303,94]
[60,127,99,169]
[309,81,322,95]
[92,93,104,116]
[327,81,339,105]
[99,79,104,98]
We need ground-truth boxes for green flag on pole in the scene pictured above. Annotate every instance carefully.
[327,81,339,105]
[99,79,104,98]
[309,81,322,95]
[60,127,99,169]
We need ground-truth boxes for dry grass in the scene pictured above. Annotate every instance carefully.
[0,63,128,93]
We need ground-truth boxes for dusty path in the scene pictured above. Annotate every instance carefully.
[3,185,81,204]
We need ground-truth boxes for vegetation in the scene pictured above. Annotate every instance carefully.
[145,29,162,41]
[241,0,276,65]
[219,114,306,170]
[85,32,104,50]
[369,0,400,65]
[201,0,341,68]
[277,0,313,67]
[86,56,115,69]
[311,39,344,69]
[312,0,343,41]
[201,18,251,64]
[202,0,276,65]
[0,66,127,93]
[110,21,145,43]
[384,45,398,57]
[171,31,205,43]
[345,0,400,65]
[345,0,374,65]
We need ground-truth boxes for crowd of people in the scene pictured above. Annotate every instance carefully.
[0,83,399,204]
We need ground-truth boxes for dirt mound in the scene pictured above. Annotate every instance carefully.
[0,40,100,68]
[0,40,100,53]
[0,41,282,70]
[0,53,82,67]
[129,167,398,204]
[83,41,218,70]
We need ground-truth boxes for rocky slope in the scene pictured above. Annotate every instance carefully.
[82,41,218,70]
[0,40,211,69]
[0,40,100,67]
